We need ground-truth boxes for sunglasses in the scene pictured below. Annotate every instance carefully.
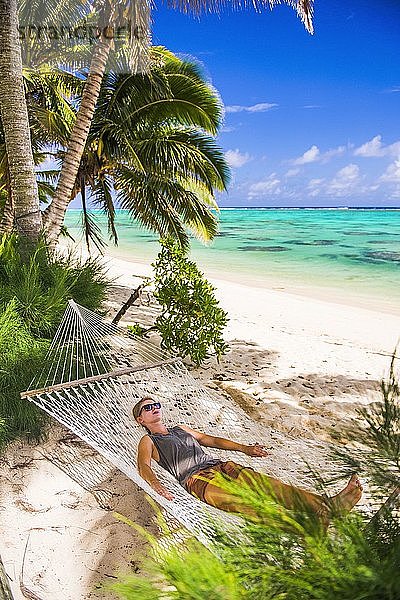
[139,401,161,415]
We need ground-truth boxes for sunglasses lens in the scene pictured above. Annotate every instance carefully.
[141,402,161,414]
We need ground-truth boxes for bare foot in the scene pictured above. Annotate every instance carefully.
[331,474,363,513]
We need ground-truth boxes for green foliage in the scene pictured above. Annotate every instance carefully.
[0,300,49,446]
[0,233,109,336]
[127,323,148,337]
[0,233,110,446]
[111,488,400,600]
[20,47,229,250]
[152,238,229,365]
[333,354,400,495]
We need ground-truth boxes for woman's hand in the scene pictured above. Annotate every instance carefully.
[243,443,270,458]
[150,480,174,501]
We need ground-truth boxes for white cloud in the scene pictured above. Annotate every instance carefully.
[248,174,280,199]
[379,158,400,182]
[220,125,236,133]
[322,145,347,162]
[285,168,300,177]
[292,144,346,166]
[305,165,363,198]
[224,149,251,168]
[308,178,325,189]
[225,102,278,113]
[354,135,384,157]
[307,178,325,197]
[293,145,320,165]
[325,164,361,197]
[354,135,400,157]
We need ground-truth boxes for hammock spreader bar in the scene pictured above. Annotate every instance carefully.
[20,358,180,399]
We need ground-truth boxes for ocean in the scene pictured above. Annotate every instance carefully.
[64,208,400,314]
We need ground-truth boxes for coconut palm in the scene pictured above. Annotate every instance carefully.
[42,0,314,245]
[34,48,229,249]
[0,0,42,240]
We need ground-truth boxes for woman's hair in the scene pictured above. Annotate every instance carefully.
[132,396,155,420]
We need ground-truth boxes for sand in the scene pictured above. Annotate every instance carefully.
[1,252,399,599]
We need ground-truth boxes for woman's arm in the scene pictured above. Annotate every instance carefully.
[179,425,269,457]
[137,436,174,500]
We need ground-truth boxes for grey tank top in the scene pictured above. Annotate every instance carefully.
[149,426,221,487]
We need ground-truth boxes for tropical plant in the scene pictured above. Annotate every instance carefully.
[111,494,399,600]
[26,47,229,249]
[0,0,42,240]
[72,48,228,250]
[0,233,109,335]
[0,299,48,447]
[0,232,110,447]
[42,0,314,246]
[0,65,82,232]
[152,237,229,365]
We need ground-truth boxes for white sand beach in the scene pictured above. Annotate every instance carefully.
[1,252,399,599]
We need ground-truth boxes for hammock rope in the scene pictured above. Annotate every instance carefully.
[21,299,336,544]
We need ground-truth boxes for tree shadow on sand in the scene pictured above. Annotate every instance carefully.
[41,426,159,597]
[205,340,381,443]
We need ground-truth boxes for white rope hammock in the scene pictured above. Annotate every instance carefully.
[21,300,333,545]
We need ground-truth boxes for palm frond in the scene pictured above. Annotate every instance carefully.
[126,126,229,192]
[81,192,107,253]
[116,168,190,248]
[91,175,119,245]
[116,167,219,246]
[167,0,314,34]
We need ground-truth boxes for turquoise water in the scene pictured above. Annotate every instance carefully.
[64,209,400,313]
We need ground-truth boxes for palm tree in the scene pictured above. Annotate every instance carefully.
[0,0,42,241]
[35,48,229,249]
[42,0,314,245]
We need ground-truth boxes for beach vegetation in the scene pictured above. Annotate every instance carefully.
[111,361,400,599]
[0,233,108,334]
[152,237,229,365]
[332,353,400,514]
[0,300,48,448]
[0,233,109,447]
[127,323,148,337]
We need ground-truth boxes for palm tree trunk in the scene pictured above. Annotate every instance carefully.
[0,0,42,241]
[42,35,113,247]
[0,177,15,234]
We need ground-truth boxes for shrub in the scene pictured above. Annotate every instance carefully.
[0,301,49,446]
[0,233,109,336]
[0,233,110,446]
[111,488,400,600]
[152,238,229,365]
[127,323,148,337]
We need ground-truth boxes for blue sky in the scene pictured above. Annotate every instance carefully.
[151,0,400,207]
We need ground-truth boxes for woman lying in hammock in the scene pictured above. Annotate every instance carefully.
[133,396,362,524]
